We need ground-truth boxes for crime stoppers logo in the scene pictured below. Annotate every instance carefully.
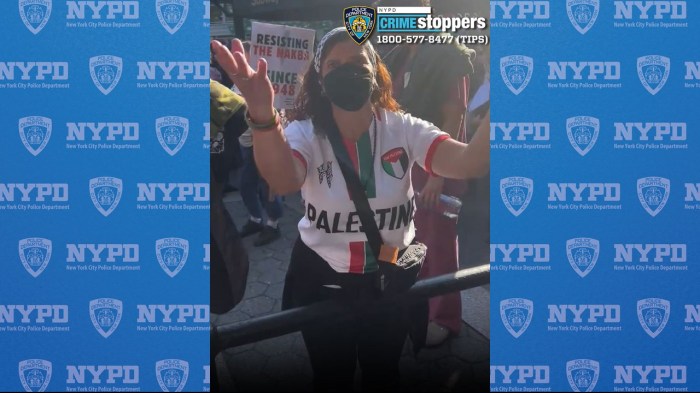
[566,359,600,392]
[500,298,533,338]
[89,298,123,338]
[344,7,376,45]
[567,0,599,34]
[19,359,52,392]
[156,359,189,392]
[637,177,670,217]
[156,0,189,34]
[500,55,533,95]
[566,116,599,156]
[637,298,670,338]
[89,55,123,95]
[19,238,52,278]
[89,177,123,217]
[500,177,533,216]
[19,0,52,34]
[638,55,670,95]
[156,238,189,278]
[19,116,51,156]
[566,237,600,278]
[156,116,189,156]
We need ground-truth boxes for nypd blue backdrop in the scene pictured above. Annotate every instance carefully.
[490,1,699,391]
[0,1,210,392]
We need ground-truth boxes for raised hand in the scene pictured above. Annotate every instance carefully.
[211,39,275,123]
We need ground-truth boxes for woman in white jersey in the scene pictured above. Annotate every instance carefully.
[211,28,489,390]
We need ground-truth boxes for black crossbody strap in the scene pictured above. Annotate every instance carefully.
[324,121,383,261]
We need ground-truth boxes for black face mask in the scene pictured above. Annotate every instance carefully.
[322,63,373,112]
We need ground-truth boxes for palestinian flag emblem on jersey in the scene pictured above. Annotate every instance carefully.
[381,147,409,180]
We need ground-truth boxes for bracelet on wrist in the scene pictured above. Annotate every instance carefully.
[245,108,280,131]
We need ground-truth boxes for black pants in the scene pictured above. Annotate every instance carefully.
[282,238,409,391]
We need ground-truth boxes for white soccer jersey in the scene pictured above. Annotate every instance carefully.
[285,108,449,274]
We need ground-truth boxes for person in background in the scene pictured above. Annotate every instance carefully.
[235,41,284,246]
[380,0,474,347]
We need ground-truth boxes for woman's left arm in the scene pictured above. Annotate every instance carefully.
[430,111,490,180]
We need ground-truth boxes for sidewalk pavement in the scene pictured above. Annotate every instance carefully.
[211,191,489,392]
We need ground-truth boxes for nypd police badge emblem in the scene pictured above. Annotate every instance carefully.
[500,55,533,96]
[566,359,600,392]
[500,298,533,338]
[637,55,671,95]
[566,116,599,157]
[19,0,52,35]
[90,177,123,217]
[500,177,533,217]
[89,55,123,95]
[156,0,189,35]
[566,0,599,35]
[18,359,52,393]
[637,298,670,338]
[18,238,52,278]
[18,116,52,157]
[637,177,670,217]
[89,298,123,339]
[344,7,376,45]
[156,359,189,392]
[156,238,189,278]
[566,237,599,278]
[156,116,189,156]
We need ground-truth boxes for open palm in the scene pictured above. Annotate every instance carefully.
[211,39,275,122]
